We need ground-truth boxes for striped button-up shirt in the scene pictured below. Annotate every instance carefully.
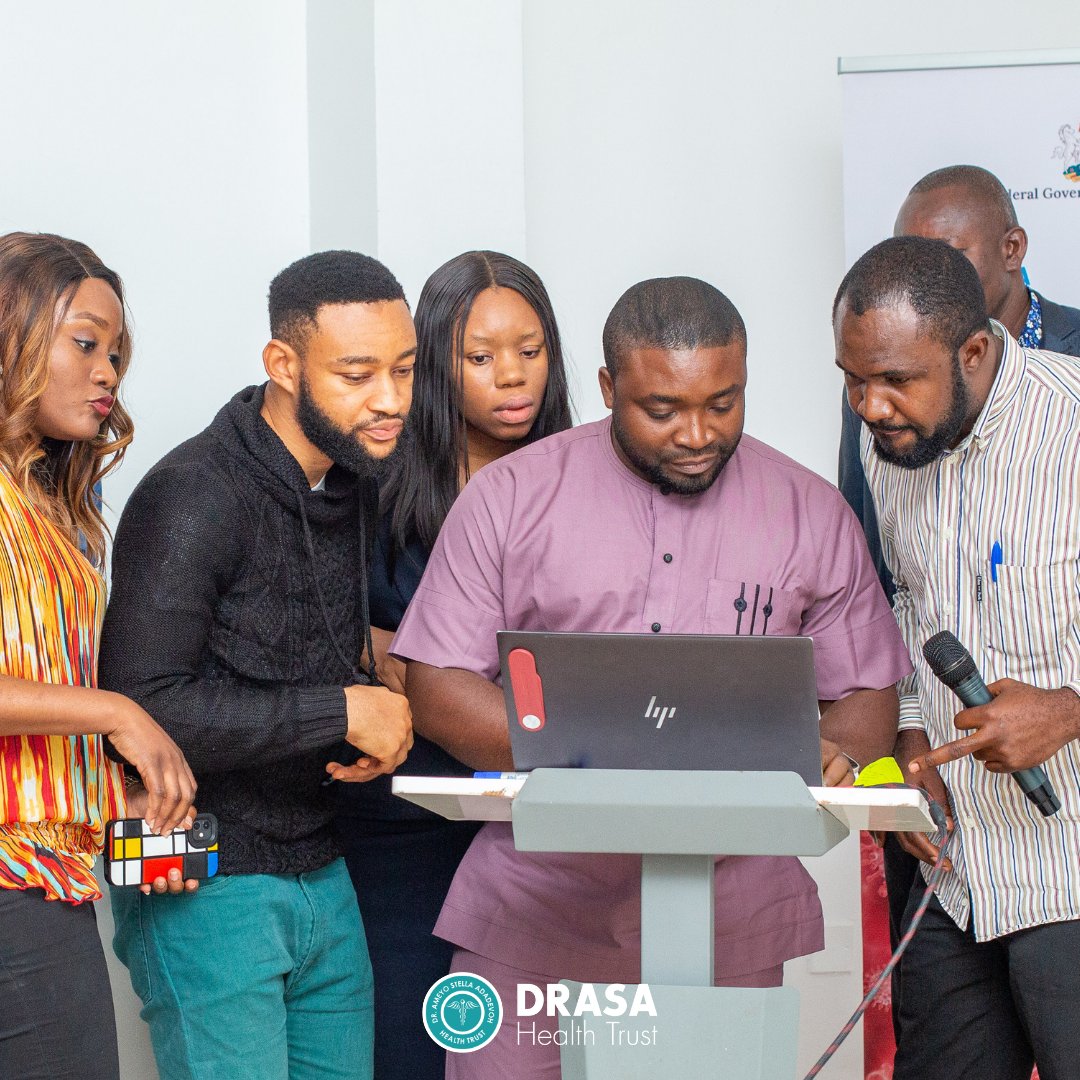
[863,322,1080,941]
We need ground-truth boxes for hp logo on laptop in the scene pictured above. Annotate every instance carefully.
[644,696,676,729]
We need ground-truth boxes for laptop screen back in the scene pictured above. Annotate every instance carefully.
[498,632,822,786]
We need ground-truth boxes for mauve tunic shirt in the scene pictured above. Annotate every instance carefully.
[393,418,912,982]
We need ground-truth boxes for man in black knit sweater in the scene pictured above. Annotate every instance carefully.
[101,251,415,1080]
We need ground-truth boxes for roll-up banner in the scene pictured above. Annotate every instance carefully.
[840,49,1080,295]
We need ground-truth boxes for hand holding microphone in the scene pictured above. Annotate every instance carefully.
[916,631,1063,817]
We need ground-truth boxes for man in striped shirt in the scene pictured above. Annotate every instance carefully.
[834,235,1080,1080]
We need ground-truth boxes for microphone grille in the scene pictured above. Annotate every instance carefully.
[922,630,978,688]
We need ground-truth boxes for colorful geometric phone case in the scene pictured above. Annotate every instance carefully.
[104,814,219,887]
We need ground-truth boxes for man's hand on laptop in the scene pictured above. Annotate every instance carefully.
[326,685,414,782]
[820,738,856,787]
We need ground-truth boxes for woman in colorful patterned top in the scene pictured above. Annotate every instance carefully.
[0,232,197,1080]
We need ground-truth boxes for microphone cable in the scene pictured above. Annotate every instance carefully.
[801,799,955,1079]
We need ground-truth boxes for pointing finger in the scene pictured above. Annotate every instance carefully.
[910,731,989,772]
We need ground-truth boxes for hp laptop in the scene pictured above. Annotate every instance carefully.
[498,632,822,786]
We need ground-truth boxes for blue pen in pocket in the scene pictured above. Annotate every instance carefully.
[990,541,1003,584]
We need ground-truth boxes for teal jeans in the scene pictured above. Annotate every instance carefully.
[111,859,373,1080]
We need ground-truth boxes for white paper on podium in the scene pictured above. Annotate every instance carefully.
[808,785,935,833]
[391,776,526,821]
[391,776,936,832]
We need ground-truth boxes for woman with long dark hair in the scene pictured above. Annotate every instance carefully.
[336,250,572,1080]
[0,232,196,1079]
[385,250,572,557]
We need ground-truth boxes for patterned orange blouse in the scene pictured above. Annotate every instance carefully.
[0,466,126,903]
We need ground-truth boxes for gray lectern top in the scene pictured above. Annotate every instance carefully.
[511,768,849,857]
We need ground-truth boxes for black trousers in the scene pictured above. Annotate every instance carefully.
[338,817,482,1080]
[0,887,120,1080]
[894,887,1080,1080]
[882,832,921,1039]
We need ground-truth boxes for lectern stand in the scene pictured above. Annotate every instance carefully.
[511,769,852,1080]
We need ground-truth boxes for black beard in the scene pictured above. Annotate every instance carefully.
[296,372,401,479]
[869,354,970,470]
[611,412,737,496]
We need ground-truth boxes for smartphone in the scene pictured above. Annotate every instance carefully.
[104,813,219,887]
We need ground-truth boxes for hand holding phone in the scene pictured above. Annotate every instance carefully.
[105,813,219,889]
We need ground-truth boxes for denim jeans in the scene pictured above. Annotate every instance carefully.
[338,816,481,1080]
[111,858,373,1080]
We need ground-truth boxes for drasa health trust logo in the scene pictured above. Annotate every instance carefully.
[423,972,504,1053]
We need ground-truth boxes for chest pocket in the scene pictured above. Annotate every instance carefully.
[981,561,1080,682]
[703,578,802,636]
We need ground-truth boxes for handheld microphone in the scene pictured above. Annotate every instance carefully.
[922,631,1061,817]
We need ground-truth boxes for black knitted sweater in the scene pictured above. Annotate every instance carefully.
[100,384,377,875]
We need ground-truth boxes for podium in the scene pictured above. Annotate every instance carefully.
[394,769,934,1079]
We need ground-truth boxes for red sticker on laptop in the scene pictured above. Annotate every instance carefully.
[508,648,546,731]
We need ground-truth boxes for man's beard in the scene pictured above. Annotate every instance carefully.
[869,354,970,470]
[296,371,403,478]
[611,412,739,496]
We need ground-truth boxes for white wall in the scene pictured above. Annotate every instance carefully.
[518,1,1080,473]
[0,0,312,530]
[307,0,379,254]
[373,0,529,304]
[2,3,1079,1079]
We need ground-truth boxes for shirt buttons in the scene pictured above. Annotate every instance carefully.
[663,553,673,563]
[651,622,662,633]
